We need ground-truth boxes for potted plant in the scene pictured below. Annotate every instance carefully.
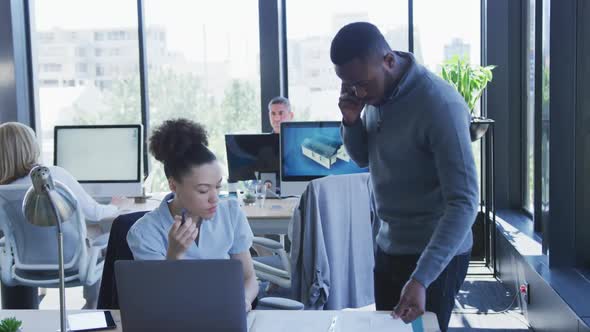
[0,317,22,332]
[243,192,256,205]
[440,57,495,141]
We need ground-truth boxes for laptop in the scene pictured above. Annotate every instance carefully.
[115,259,247,332]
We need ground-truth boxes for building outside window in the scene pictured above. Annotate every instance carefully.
[286,0,408,121]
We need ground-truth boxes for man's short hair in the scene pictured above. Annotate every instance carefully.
[267,96,291,112]
[330,22,391,66]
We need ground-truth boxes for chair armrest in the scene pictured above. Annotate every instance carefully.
[253,237,283,250]
[252,260,290,279]
[257,297,304,310]
[84,245,105,286]
[88,233,109,250]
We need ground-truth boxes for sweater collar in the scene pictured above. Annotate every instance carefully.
[382,51,424,105]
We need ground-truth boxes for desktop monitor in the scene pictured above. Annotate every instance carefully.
[54,124,143,198]
[280,121,368,196]
[225,133,280,190]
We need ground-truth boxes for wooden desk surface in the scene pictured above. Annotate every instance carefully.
[114,193,297,219]
[240,197,298,219]
[0,310,439,332]
[112,194,298,235]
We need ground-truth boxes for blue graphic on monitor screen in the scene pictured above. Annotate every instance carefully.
[282,124,368,177]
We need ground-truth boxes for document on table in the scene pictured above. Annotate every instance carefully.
[247,312,256,332]
[337,312,413,332]
[249,311,414,332]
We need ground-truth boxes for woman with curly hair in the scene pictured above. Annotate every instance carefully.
[127,118,258,311]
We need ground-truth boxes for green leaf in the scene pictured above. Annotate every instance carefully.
[438,57,496,114]
[0,317,22,332]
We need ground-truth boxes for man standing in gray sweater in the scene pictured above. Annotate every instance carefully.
[331,22,479,331]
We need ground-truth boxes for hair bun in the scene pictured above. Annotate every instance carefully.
[149,118,209,164]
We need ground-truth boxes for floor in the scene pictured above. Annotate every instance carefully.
[449,275,532,331]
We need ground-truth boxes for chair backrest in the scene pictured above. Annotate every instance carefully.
[97,211,147,309]
[289,173,377,310]
[0,183,88,284]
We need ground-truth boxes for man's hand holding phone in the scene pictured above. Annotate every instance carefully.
[338,84,365,126]
[166,210,198,260]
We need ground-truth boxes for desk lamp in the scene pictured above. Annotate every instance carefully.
[22,165,75,332]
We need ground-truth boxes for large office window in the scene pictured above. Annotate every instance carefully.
[524,0,536,213]
[286,0,408,121]
[413,0,481,79]
[144,0,261,191]
[413,0,482,195]
[540,0,550,234]
[29,0,142,165]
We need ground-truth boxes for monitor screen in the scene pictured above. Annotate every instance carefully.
[54,125,141,183]
[280,121,368,182]
[225,134,280,182]
[54,125,143,198]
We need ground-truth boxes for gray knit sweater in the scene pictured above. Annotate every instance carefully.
[341,52,479,288]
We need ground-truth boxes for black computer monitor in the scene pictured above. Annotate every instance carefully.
[280,121,368,196]
[225,134,280,183]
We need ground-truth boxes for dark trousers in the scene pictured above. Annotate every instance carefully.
[373,248,470,332]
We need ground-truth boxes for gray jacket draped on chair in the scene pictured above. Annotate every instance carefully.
[289,173,380,310]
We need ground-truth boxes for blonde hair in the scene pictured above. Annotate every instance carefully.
[0,122,40,184]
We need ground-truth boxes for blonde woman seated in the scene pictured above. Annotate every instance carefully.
[0,122,119,308]
[127,119,259,311]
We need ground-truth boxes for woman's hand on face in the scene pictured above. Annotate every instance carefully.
[166,214,199,260]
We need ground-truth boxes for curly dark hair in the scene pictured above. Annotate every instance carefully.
[149,118,216,180]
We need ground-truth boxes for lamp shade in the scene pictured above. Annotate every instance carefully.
[22,166,75,227]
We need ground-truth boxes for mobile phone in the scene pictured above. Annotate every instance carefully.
[180,208,187,226]
[67,311,117,331]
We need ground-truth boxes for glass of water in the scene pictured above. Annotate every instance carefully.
[254,181,266,208]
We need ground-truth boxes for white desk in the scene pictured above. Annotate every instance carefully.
[0,310,439,332]
[113,193,298,236]
[240,198,297,235]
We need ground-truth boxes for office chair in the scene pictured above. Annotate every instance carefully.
[98,211,303,311]
[0,184,108,309]
[252,237,291,289]
[252,173,379,310]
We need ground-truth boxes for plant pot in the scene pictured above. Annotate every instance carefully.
[243,196,256,205]
[470,117,494,142]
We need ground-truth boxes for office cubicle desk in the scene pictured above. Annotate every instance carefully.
[0,310,439,331]
[240,198,297,235]
[112,193,298,236]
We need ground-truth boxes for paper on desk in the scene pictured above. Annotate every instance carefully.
[370,315,413,332]
[247,312,256,332]
[248,312,414,332]
[337,313,413,332]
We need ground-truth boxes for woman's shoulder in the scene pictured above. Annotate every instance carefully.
[218,198,242,214]
[128,208,167,239]
[214,198,244,223]
[46,166,78,184]
[47,165,70,176]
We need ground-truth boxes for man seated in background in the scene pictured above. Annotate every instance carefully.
[268,96,294,134]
